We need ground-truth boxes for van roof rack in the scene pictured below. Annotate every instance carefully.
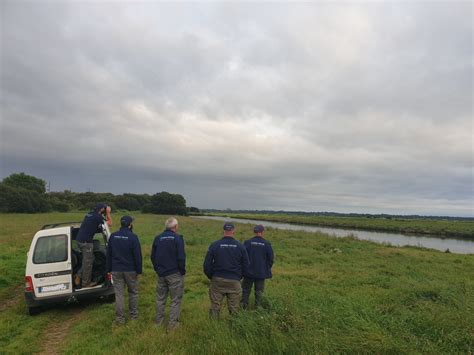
[41,222,82,230]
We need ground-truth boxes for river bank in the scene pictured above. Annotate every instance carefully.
[202,212,474,239]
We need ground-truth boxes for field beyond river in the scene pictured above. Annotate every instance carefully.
[0,212,473,354]
[204,212,474,239]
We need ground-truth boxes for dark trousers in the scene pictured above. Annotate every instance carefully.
[241,277,265,308]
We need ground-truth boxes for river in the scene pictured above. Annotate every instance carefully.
[193,216,474,255]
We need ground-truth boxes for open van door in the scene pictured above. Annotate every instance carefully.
[26,226,72,299]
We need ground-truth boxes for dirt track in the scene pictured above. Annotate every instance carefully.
[38,305,85,355]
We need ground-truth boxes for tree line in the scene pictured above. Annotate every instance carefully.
[0,173,198,215]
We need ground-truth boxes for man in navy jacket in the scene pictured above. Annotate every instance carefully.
[241,225,274,309]
[76,203,112,288]
[151,217,186,330]
[203,222,249,318]
[106,215,142,325]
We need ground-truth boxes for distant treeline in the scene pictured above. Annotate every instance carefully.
[0,173,199,215]
[203,209,474,221]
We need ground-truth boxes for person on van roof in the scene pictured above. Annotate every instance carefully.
[107,215,142,325]
[76,203,112,288]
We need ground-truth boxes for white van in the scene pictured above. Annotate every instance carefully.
[24,221,114,315]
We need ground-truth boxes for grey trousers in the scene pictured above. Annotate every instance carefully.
[209,276,242,318]
[112,271,138,323]
[77,242,94,285]
[156,272,184,326]
[241,277,265,308]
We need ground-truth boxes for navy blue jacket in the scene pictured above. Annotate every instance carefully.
[106,227,142,274]
[76,211,104,243]
[243,236,274,279]
[150,230,186,277]
[203,237,250,281]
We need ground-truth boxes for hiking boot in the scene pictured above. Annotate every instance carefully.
[209,309,220,320]
[114,319,125,326]
[167,322,180,332]
[74,275,81,287]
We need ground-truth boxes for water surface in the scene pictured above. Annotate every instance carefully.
[194,216,474,255]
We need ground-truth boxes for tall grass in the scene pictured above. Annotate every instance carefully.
[0,213,472,354]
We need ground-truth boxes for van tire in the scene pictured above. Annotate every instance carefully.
[28,306,42,316]
[105,294,115,303]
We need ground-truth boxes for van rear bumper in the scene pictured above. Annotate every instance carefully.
[25,283,114,307]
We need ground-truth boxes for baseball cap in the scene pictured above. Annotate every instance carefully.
[95,203,107,211]
[254,225,265,233]
[223,222,235,231]
[120,215,134,227]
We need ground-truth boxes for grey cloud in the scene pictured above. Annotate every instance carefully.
[1,1,472,216]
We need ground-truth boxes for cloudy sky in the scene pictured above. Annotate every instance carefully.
[1,1,472,216]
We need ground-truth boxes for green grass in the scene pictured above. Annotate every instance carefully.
[0,212,473,354]
[205,212,474,239]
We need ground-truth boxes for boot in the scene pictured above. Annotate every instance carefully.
[74,275,81,287]
[209,309,220,320]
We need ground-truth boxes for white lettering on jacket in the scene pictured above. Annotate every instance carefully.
[220,244,237,248]
[160,236,175,241]
[251,242,265,246]
[114,235,129,240]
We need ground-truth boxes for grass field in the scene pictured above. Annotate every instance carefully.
[205,212,474,239]
[0,212,473,354]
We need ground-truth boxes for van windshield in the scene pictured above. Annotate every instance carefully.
[33,235,68,264]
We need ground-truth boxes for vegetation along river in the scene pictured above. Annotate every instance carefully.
[194,216,474,254]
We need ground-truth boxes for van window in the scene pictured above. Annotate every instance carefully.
[33,235,68,264]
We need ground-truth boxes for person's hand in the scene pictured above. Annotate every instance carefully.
[105,206,112,226]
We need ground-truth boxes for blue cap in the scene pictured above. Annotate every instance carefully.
[95,203,107,211]
[254,225,265,233]
[223,222,235,231]
[120,215,134,227]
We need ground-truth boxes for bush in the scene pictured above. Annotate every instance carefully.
[2,172,46,194]
[141,191,188,215]
[47,196,71,212]
[0,184,50,213]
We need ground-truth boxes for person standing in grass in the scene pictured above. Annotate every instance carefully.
[203,222,250,319]
[151,217,186,331]
[106,215,142,325]
[241,225,274,309]
[76,203,112,288]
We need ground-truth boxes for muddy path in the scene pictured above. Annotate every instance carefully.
[37,304,87,355]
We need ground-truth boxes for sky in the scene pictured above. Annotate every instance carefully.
[1,1,472,216]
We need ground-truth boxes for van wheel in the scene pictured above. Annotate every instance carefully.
[106,294,115,303]
[28,306,42,316]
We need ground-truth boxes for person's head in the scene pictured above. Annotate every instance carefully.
[94,203,107,215]
[254,224,265,237]
[165,217,179,232]
[120,215,134,230]
[223,222,235,237]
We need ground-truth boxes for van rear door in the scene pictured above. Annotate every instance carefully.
[28,226,72,298]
